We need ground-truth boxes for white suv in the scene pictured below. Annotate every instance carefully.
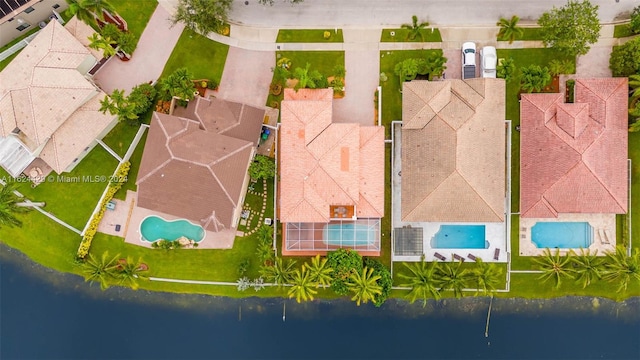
[461,42,476,79]
[481,46,497,78]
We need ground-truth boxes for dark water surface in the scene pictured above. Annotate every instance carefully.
[1,247,639,360]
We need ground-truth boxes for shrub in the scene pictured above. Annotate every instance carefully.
[238,258,250,276]
[323,31,331,39]
[128,83,157,116]
[364,258,392,307]
[327,249,363,295]
[269,83,283,96]
[207,80,219,89]
[497,58,516,83]
[609,37,640,77]
[249,155,275,180]
[631,6,640,35]
[76,162,131,259]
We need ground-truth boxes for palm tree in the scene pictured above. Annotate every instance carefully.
[520,65,551,93]
[602,246,640,293]
[80,251,120,290]
[497,15,524,44]
[256,224,273,244]
[292,63,324,90]
[346,267,382,306]
[569,248,603,289]
[470,258,503,296]
[88,33,117,58]
[116,256,149,290]
[401,15,430,41]
[67,0,116,27]
[533,248,575,289]
[287,267,318,303]
[434,260,470,298]
[161,68,196,101]
[260,257,296,287]
[426,52,447,80]
[398,259,441,307]
[0,183,30,228]
[332,64,346,80]
[629,74,640,104]
[394,58,419,87]
[305,255,333,287]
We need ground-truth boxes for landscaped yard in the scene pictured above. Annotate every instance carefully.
[277,29,344,43]
[613,24,634,38]
[161,29,229,84]
[109,0,158,52]
[380,28,442,42]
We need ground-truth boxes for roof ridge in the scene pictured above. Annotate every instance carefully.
[457,169,504,220]
[136,158,172,185]
[404,171,456,220]
[210,165,238,208]
[208,139,253,166]
[315,125,359,202]
[581,157,628,211]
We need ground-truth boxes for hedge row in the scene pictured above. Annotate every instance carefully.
[76,161,131,259]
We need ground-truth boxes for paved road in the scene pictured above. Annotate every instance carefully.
[229,0,635,27]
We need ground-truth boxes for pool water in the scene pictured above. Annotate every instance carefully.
[323,223,376,246]
[431,225,488,249]
[531,222,592,249]
[140,216,205,242]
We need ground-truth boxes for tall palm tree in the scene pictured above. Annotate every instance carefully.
[80,251,120,290]
[0,183,30,228]
[398,259,441,307]
[88,33,117,58]
[520,65,551,93]
[426,52,447,80]
[116,256,149,290]
[305,255,333,287]
[161,68,196,101]
[434,260,470,298]
[292,63,324,90]
[603,246,640,293]
[533,248,575,289]
[256,224,273,244]
[470,258,503,296]
[569,248,603,289]
[260,257,296,287]
[67,0,116,27]
[401,15,430,41]
[287,267,318,303]
[394,58,419,87]
[347,267,382,306]
[497,15,524,44]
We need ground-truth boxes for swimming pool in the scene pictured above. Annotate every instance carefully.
[431,225,488,249]
[140,216,205,242]
[323,223,376,247]
[531,222,593,249]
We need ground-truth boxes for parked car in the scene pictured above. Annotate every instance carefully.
[461,42,476,79]
[481,46,497,78]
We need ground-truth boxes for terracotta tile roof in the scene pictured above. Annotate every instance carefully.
[64,16,103,60]
[520,78,629,217]
[192,96,266,145]
[401,79,506,222]
[136,108,260,232]
[0,20,113,173]
[279,88,385,223]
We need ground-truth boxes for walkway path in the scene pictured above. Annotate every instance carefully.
[93,5,184,95]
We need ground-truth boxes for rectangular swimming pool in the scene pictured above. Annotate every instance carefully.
[531,222,593,249]
[431,225,488,249]
[323,223,376,247]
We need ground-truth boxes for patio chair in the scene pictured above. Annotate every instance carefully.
[603,229,613,245]
[453,253,465,262]
[106,201,116,211]
[467,253,477,261]
[434,252,446,261]
[493,248,500,261]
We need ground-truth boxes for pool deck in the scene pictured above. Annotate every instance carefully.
[390,122,509,263]
[519,213,617,256]
[120,192,237,249]
[97,190,137,237]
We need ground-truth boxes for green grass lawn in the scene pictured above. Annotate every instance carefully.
[380,28,442,42]
[0,147,119,230]
[266,50,345,111]
[161,29,229,83]
[498,27,545,41]
[613,24,634,38]
[109,0,158,52]
[276,29,344,43]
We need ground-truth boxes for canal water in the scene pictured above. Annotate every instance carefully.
[1,246,639,360]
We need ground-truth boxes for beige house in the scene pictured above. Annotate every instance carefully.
[0,20,116,177]
[0,0,67,47]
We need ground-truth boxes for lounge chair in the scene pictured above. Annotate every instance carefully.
[493,248,500,260]
[434,252,446,261]
[598,229,609,244]
[604,229,613,245]
[467,253,477,261]
[520,226,527,232]
[453,253,465,262]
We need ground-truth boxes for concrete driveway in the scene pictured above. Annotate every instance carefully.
[333,49,380,125]
[93,5,184,95]
[216,47,274,108]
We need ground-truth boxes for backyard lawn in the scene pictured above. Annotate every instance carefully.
[380,28,442,42]
[109,0,158,52]
[161,29,229,84]
[277,29,344,43]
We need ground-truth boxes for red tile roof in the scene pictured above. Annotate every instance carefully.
[520,78,628,218]
[279,89,385,223]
